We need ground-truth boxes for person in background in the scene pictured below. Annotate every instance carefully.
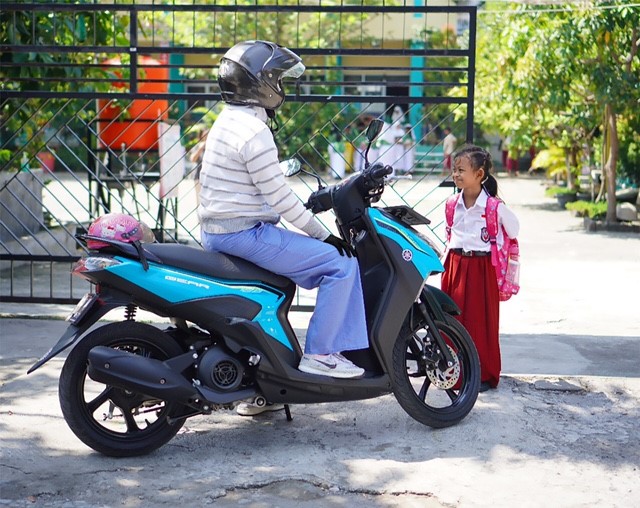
[198,40,368,415]
[188,129,207,204]
[441,145,520,392]
[397,123,415,175]
[442,126,457,175]
[375,107,405,177]
[328,129,347,180]
[507,149,520,176]
[504,136,519,176]
[500,135,509,170]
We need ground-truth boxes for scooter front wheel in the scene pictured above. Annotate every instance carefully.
[391,314,480,428]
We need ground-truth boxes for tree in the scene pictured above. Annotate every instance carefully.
[576,5,639,217]
[0,6,129,168]
[1,8,129,93]
[474,1,639,220]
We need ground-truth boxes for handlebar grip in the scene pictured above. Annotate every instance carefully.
[371,164,393,180]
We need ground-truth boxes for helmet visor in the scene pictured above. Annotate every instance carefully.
[281,61,305,79]
[136,222,157,243]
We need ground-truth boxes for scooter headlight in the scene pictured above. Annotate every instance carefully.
[415,232,444,259]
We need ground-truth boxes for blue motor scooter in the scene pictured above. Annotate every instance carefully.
[29,118,479,456]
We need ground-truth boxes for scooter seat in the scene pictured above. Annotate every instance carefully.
[144,243,293,289]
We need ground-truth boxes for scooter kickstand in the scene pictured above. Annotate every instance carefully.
[284,404,293,422]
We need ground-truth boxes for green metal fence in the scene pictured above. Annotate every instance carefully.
[0,1,476,304]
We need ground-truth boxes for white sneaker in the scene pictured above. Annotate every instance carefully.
[298,353,365,379]
[236,400,285,417]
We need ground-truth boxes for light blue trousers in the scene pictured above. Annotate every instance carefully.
[201,222,369,355]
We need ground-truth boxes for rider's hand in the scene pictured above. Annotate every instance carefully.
[324,234,355,257]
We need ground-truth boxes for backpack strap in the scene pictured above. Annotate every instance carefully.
[444,193,461,243]
[485,196,502,267]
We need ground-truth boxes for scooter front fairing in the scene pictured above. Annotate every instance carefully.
[350,206,446,372]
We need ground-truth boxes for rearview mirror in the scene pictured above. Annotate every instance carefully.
[363,118,384,169]
[365,119,384,142]
[280,158,302,177]
[281,157,324,189]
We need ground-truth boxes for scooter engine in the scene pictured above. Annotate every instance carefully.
[197,346,244,391]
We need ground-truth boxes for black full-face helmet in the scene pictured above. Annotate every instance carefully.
[218,40,305,111]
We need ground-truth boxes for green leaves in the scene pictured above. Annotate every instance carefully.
[475,0,638,159]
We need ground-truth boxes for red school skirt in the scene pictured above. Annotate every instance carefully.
[441,250,501,387]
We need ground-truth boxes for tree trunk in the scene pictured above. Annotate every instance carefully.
[564,150,575,189]
[603,103,618,222]
[570,146,579,190]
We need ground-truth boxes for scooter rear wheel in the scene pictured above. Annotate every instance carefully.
[391,314,480,428]
[59,321,186,456]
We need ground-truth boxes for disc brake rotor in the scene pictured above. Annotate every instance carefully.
[426,344,460,389]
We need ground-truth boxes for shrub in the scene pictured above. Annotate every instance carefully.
[0,149,11,168]
[545,185,577,197]
[532,147,566,178]
[565,200,607,219]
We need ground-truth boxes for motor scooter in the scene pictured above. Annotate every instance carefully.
[28,118,479,457]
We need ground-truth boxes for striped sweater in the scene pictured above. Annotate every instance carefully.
[198,105,328,240]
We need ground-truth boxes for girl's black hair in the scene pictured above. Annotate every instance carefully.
[453,144,498,197]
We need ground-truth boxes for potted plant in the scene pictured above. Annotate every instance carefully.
[545,185,578,208]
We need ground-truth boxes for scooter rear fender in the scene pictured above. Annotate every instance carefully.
[27,291,133,374]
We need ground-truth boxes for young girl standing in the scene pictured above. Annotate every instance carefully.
[442,145,520,392]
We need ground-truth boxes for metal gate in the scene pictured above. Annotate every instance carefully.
[0,2,476,305]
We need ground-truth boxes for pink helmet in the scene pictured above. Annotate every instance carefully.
[86,213,154,250]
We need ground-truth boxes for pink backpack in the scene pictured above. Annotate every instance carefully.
[445,194,520,301]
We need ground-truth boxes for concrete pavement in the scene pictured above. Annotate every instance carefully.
[1,175,639,507]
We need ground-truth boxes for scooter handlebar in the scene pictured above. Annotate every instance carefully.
[305,163,392,214]
[305,185,333,213]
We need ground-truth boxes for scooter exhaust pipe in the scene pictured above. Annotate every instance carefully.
[87,346,199,403]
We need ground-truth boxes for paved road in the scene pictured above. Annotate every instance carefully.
[1,175,639,507]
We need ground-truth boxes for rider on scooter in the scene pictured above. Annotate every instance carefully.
[198,40,369,413]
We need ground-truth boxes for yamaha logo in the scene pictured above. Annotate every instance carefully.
[402,249,413,261]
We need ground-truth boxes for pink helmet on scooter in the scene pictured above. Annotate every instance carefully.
[86,213,155,250]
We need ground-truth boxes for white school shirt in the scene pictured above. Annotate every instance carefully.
[448,190,520,252]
